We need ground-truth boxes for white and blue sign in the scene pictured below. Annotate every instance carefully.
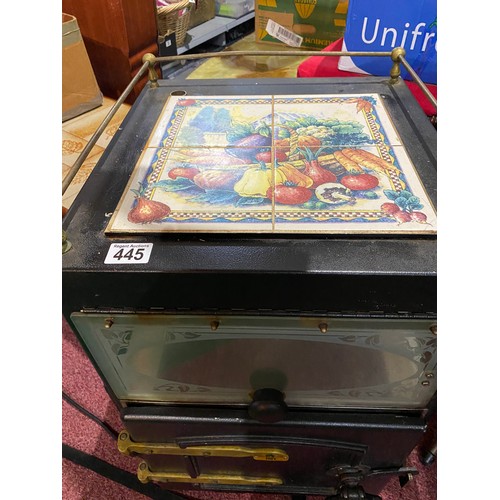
[339,0,437,84]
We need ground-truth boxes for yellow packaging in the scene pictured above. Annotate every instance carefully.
[255,0,349,50]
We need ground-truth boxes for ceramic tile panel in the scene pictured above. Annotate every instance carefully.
[272,94,402,148]
[63,102,131,150]
[106,146,273,233]
[146,95,273,149]
[273,144,436,234]
[62,130,104,170]
[107,95,436,234]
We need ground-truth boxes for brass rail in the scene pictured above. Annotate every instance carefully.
[399,55,437,109]
[61,48,435,198]
[153,50,393,63]
[61,60,151,195]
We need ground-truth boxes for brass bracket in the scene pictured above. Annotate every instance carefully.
[389,47,406,84]
[137,461,283,486]
[142,53,159,87]
[118,431,288,462]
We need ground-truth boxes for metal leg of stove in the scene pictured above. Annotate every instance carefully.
[326,485,381,500]
[419,408,437,466]
[420,440,437,466]
[325,466,382,500]
[324,465,418,500]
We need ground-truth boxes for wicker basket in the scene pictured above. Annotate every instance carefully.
[188,0,216,29]
[157,0,192,46]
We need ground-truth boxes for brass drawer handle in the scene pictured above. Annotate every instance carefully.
[137,461,283,486]
[118,431,288,461]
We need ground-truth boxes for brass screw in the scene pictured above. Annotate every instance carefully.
[119,432,128,441]
[104,318,114,329]
[318,323,328,334]
[139,462,147,471]
[210,321,220,331]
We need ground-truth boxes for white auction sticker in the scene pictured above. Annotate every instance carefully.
[104,243,153,264]
[265,19,303,48]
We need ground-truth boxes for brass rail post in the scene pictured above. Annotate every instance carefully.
[143,53,159,87]
[390,47,406,84]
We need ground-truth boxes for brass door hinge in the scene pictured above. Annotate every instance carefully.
[118,431,289,462]
[137,461,283,486]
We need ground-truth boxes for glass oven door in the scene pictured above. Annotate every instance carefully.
[71,313,436,409]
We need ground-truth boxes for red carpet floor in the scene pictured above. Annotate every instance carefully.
[62,317,436,499]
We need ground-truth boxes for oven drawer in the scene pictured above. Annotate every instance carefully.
[120,406,426,495]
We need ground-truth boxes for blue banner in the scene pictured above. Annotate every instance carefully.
[339,0,437,84]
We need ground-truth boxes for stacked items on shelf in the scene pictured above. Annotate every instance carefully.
[156,0,193,45]
[189,0,216,28]
[216,0,254,19]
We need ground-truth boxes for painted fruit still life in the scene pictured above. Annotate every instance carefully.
[107,94,436,234]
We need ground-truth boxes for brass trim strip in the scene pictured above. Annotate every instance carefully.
[62,47,436,197]
[137,461,283,486]
[153,50,393,65]
[399,55,437,110]
[118,431,288,462]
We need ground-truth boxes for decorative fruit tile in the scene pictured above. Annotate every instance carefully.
[106,147,273,233]
[146,95,273,149]
[63,102,131,150]
[62,130,104,170]
[273,144,436,233]
[272,94,402,148]
[107,94,435,234]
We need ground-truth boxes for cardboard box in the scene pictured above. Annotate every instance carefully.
[255,0,349,50]
[62,13,103,122]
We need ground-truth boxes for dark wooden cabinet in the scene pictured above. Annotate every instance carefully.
[62,0,159,103]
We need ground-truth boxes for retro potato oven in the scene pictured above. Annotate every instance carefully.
[62,50,436,499]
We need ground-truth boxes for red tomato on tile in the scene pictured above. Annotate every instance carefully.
[177,99,196,106]
[266,184,312,205]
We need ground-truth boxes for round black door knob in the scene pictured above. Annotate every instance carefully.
[248,388,287,423]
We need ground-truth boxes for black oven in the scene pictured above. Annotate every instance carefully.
[62,53,436,499]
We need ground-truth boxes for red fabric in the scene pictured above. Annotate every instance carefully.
[297,38,437,117]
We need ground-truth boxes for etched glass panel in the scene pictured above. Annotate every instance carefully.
[71,313,436,409]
